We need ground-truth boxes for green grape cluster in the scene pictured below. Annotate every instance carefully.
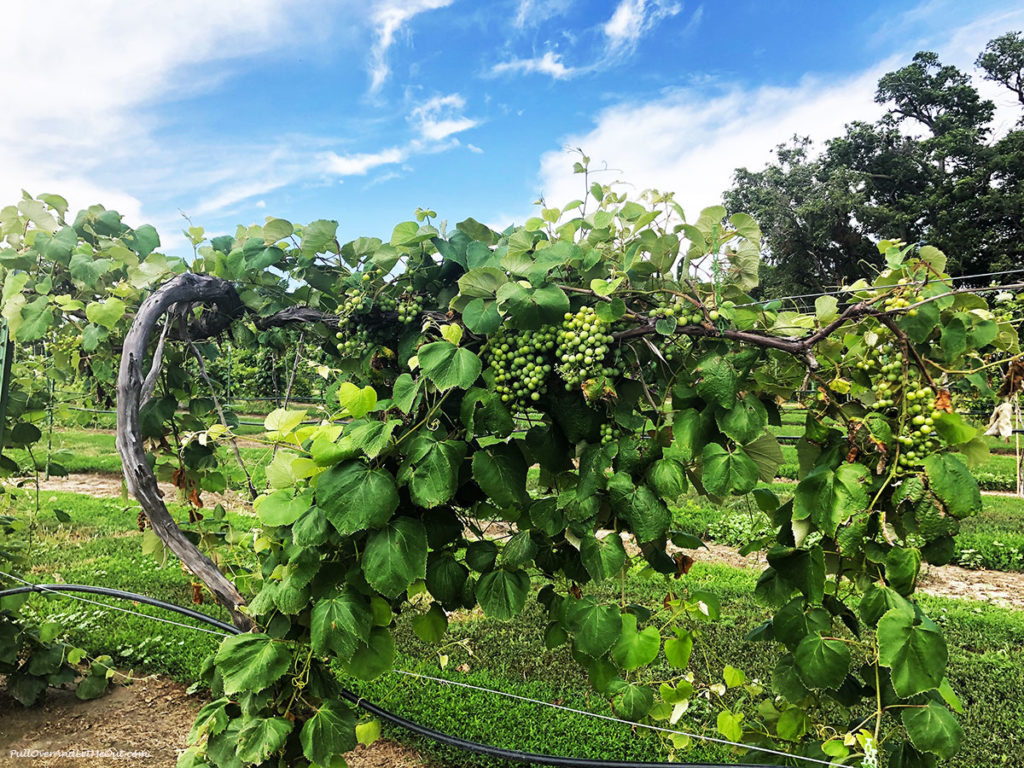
[396,293,425,325]
[599,422,620,445]
[649,296,706,324]
[341,290,372,315]
[335,323,371,356]
[358,265,385,284]
[861,340,902,411]
[895,385,939,469]
[482,329,556,408]
[376,294,397,311]
[555,306,618,388]
[881,280,921,316]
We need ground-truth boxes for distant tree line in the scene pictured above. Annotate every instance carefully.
[725,31,1024,298]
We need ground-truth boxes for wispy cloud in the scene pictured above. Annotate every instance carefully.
[316,93,477,187]
[490,51,579,80]
[409,93,479,141]
[603,0,681,56]
[321,147,408,177]
[368,0,453,94]
[487,52,577,80]
[512,0,574,29]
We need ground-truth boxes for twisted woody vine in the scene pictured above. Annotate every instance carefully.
[0,157,1020,768]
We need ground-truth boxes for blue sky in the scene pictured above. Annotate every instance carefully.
[2,0,1022,255]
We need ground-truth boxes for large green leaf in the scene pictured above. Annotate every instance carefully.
[401,436,466,508]
[426,554,469,607]
[412,603,449,642]
[254,488,312,527]
[898,300,940,343]
[923,454,981,519]
[793,463,869,535]
[300,701,357,765]
[902,702,963,760]
[886,546,921,596]
[716,394,767,444]
[611,613,660,670]
[457,267,507,298]
[476,569,530,620]
[16,295,53,341]
[701,443,758,496]
[236,717,293,765]
[613,684,654,721]
[84,298,126,330]
[645,459,688,502]
[696,356,737,409]
[336,382,377,418]
[317,461,399,534]
[566,598,622,657]
[310,590,372,662]
[607,477,671,542]
[418,341,482,390]
[346,627,394,680]
[69,252,114,285]
[495,282,569,329]
[743,433,785,481]
[463,297,501,334]
[472,443,528,508]
[877,605,947,698]
[214,634,291,695]
[767,545,825,603]
[362,517,428,597]
[580,533,627,582]
[793,632,850,690]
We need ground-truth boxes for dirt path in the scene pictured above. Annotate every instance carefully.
[0,675,432,768]
[26,472,250,512]
[664,536,1024,611]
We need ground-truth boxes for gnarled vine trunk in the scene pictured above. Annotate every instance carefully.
[116,273,254,630]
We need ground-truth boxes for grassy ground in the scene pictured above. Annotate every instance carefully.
[5,486,1024,767]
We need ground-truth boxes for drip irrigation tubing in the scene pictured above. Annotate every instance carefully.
[0,580,827,768]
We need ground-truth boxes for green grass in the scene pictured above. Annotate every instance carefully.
[5,488,1024,767]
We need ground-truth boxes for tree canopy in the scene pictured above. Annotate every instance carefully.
[725,32,1024,298]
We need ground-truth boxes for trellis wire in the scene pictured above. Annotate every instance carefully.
[0,572,852,768]
[391,669,848,768]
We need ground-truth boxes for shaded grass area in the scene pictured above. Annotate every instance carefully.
[5,489,1024,767]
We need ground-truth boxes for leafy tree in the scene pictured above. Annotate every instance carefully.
[726,34,1024,297]
[977,31,1024,110]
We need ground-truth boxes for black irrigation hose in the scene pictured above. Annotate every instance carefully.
[0,582,785,768]
[0,583,239,634]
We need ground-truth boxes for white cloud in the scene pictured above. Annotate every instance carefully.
[491,51,579,80]
[409,94,479,141]
[538,68,891,220]
[467,143,484,154]
[368,0,453,93]
[603,0,681,55]
[321,147,408,176]
[0,0,331,226]
[513,0,574,29]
